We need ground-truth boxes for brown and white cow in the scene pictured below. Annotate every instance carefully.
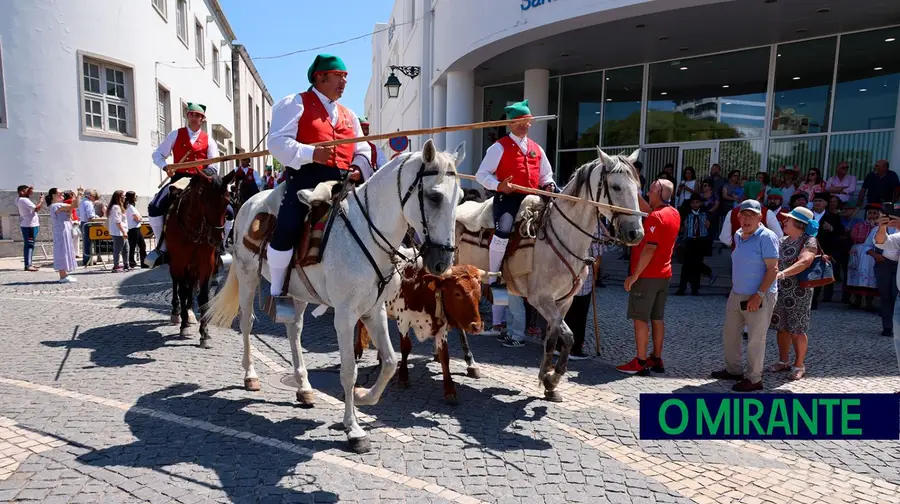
[355,262,487,404]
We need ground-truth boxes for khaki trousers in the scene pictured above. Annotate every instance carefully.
[723,291,776,383]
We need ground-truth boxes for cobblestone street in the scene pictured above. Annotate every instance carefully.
[0,259,899,504]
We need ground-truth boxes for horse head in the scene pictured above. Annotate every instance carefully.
[397,139,465,275]
[177,170,235,247]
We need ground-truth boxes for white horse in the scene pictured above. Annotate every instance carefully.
[456,148,645,401]
[205,139,464,453]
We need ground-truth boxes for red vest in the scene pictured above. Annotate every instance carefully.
[297,91,355,169]
[172,127,209,175]
[495,136,541,190]
[265,176,275,189]
[367,141,379,171]
[729,206,772,251]
[235,167,254,184]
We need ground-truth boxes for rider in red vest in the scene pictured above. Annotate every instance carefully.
[359,117,386,179]
[475,99,558,343]
[266,54,372,314]
[146,102,219,267]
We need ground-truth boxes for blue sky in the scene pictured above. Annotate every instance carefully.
[218,0,395,114]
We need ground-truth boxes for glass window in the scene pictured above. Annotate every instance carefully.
[768,136,827,175]
[601,66,643,147]
[175,0,187,43]
[647,48,769,143]
[559,71,603,149]
[81,57,132,136]
[481,82,523,157]
[771,37,837,136]
[194,20,205,66]
[546,77,559,171]
[828,131,894,181]
[557,150,598,185]
[832,27,900,132]
[719,139,765,180]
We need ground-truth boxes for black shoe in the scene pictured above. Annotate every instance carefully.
[732,379,763,392]
[647,355,665,373]
[674,290,686,296]
[711,369,743,381]
[569,347,590,360]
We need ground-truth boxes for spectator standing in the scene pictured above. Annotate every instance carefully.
[867,217,899,336]
[675,166,698,212]
[721,170,744,214]
[616,180,680,375]
[858,160,899,205]
[78,189,100,266]
[826,161,857,204]
[719,193,783,249]
[558,240,603,360]
[675,195,713,296]
[743,172,769,204]
[16,185,43,272]
[125,191,147,268]
[810,192,845,307]
[846,204,880,310]
[873,215,900,389]
[46,188,78,283]
[768,207,819,381]
[107,190,130,272]
[711,199,779,392]
[798,168,826,204]
[777,166,799,209]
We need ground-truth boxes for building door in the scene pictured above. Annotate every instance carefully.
[678,142,719,182]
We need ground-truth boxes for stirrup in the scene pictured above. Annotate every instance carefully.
[219,252,233,268]
[144,249,163,269]
[265,295,296,323]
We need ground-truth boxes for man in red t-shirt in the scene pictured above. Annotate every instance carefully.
[617,179,681,375]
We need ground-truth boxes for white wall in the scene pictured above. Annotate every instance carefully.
[233,48,273,174]
[0,0,236,200]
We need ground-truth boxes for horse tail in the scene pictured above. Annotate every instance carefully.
[205,262,241,327]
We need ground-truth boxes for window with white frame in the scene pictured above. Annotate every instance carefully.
[224,64,232,99]
[152,0,167,20]
[157,85,171,145]
[211,45,220,85]
[194,19,205,66]
[0,38,6,128]
[180,99,187,127]
[175,0,188,45]
[81,56,134,137]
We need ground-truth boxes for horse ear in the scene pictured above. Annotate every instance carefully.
[452,141,466,167]
[596,148,616,168]
[422,138,437,164]
[627,148,641,164]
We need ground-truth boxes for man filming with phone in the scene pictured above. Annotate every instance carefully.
[874,209,900,386]
[711,199,780,392]
[872,204,900,339]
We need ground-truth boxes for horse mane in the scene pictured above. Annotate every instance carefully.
[566,153,640,197]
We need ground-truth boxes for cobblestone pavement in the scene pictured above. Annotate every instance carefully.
[0,258,899,503]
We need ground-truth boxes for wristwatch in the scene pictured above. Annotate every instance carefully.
[756,290,766,298]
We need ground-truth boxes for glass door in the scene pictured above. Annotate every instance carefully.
[679,142,719,182]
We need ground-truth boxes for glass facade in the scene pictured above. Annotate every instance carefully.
[482,24,899,188]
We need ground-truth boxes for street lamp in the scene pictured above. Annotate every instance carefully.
[384,65,421,99]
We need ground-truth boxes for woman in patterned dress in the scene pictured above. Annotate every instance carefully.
[768,206,820,380]
[846,205,881,309]
[46,188,79,283]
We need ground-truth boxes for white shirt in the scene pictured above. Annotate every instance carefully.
[152,126,220,172]
[108,205,126,236]
[268,88,371,172]
[125,204,141,230]
[475,133,555,192]
[813,210,826,222]
[17,197,39,228]
[675,180,697,208]
[874,229,900,289]
[825,174,857,203]
[718,208,784,246]
[362,143,389,180]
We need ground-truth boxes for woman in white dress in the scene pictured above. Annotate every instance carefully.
[675,166,699,214]
[46,188,78,283]
[846,205,881,309]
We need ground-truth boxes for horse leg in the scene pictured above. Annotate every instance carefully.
[439,334,458,405]
[533,296,572,402]
[287,299,315,406]
[197,277,212,349]
[170,278,180,324]
[354,303,397,407]
[354,320,366,362]
[179,279,192,338]
[397,331,412,388]
[334,306,369,454]
[237,267,261,391]
[458,329,481,379]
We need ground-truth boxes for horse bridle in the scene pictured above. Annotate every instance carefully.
[174,177,227,248]
[397,154,458,256]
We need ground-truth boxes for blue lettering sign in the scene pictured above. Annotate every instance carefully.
[521,0,557,12]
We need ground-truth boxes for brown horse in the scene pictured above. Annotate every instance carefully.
[166,169,235,347]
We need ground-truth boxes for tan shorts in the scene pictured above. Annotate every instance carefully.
[627,277,671,322]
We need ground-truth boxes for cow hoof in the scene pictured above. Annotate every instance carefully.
[244,378,261,391]
[347,436,371,454]
[170,313,180,324]
[444,394,459,405]
[187,311,198,325]
[466,367,481,379]
[199,338,211,349]
[544,390,564,403]
[296,390,316,407]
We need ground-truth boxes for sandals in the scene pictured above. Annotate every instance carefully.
[767,361,790,372]
[789,366,806,380]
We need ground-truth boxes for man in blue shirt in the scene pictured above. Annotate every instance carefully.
[711,199,780,392]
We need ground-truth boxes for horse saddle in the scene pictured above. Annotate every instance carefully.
[243,181,341,267]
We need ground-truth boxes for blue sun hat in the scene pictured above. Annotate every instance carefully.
[781,206,819,237]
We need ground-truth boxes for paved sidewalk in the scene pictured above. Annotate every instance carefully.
[0,261,898,503]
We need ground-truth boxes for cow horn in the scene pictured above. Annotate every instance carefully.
[477,268,500,284]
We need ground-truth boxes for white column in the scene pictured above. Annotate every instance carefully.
[523,69,550,147]
[445,70,475,179]
[432,83,447,150]
[891,89,900,174]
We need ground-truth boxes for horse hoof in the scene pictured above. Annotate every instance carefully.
[187,311,198,325]
[199,338,211,349]
[296,390,316,406]
[244,378,261,391]
[179,327,191,338]
[444,394,459,405]
[398,379,409,389]
[170,313,180,324]
[347,436,371,454]
[542,372,557,391]
[544,390,564,403]
[466,367,481,379]
[433,354,440,362]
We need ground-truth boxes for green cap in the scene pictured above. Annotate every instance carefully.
[767,188,783,199]
[186,102,206,115]
[307,54,347,83]
[504,99,532,120]
[359,116,369,126]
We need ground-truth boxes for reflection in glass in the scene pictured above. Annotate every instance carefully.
[602,66,643,147]
[481,83,523,157]
[833,27,900,131]
[771,37,836,136]
[559,72,603,149]
[647,48,769,143]
[546,77,559,169]
[557,150,600,184]
[768,136,827,174]
[828,131,894,180]
[719,139,765,180]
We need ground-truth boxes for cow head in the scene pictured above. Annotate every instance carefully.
[423,265,483,334]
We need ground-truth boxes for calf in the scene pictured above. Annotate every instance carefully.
[355,262,486,404]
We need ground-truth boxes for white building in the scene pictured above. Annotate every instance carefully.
[0,0,269,249]
[231,44,273,174]
[367,0,900,188]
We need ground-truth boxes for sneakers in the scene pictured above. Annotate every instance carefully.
[646,355,665,373]
[501,335,525,348]
[616,357,649,375]
[478,325,503,337]
[569,347,590,361]
[58,276,78,284]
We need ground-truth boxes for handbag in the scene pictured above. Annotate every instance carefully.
[797,241,835,288]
